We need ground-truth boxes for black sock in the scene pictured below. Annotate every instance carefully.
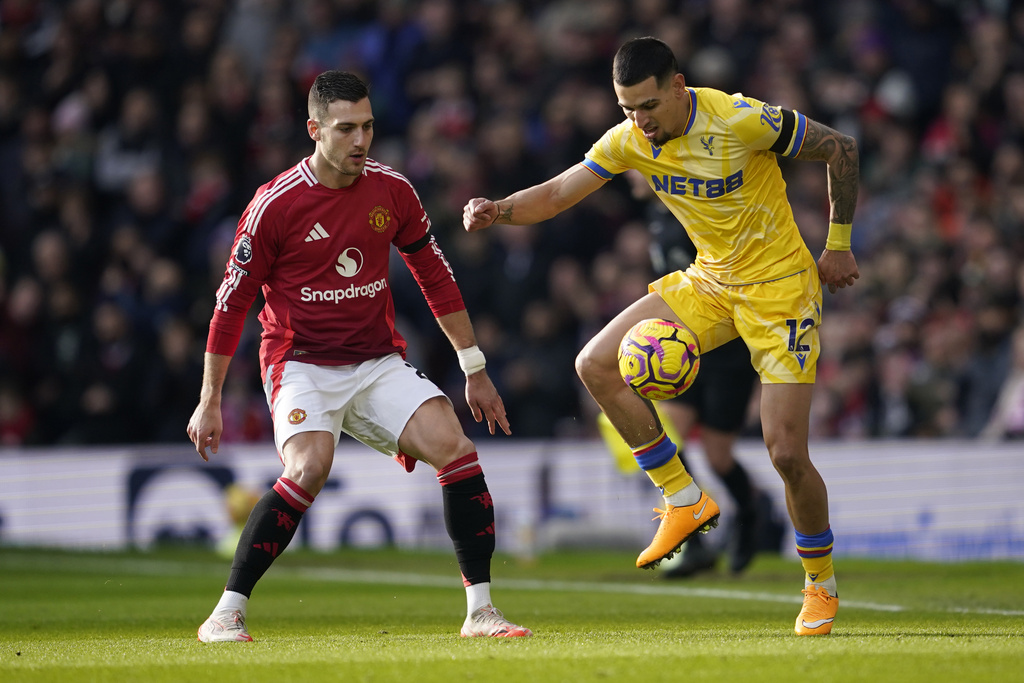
[226,489,306,597]
[722,461,755,516]
[438,455,494,585]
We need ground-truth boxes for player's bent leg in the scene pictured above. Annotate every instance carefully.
[198,432,333,643]
[575,292,682,445]
[399,397,531,637]
[398,396,475,471]
[576,294,718,569]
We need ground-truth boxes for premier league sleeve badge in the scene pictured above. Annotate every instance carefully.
[234,235,253,264]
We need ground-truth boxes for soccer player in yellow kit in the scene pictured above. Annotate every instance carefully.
[463,37,860,635]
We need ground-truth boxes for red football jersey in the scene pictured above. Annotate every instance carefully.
[207,157,465,379]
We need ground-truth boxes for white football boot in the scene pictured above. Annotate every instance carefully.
[460,605,532,638]
[197,610,253,642]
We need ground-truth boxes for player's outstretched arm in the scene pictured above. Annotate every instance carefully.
[186,352,232,461]
[463,165,606,232]
[435,310,511,436]
[793,118,861,293]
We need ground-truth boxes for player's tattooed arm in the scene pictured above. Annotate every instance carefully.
[494,200,514,224]
[798,118,861,292]
[481,165,605,226]
[794,119,859,224]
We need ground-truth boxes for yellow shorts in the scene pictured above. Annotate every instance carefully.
[649,265,822,384]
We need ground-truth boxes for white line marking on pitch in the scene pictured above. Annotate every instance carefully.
[293,567,1024,616]
[6,554,1024,617]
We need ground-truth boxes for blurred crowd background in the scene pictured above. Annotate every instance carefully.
[2,0,1024,447]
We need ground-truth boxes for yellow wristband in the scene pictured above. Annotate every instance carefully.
[825,222,852,251]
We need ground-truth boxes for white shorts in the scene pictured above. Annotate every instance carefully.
[263,354,447,458]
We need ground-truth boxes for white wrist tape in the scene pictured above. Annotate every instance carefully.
[457,345,487,376]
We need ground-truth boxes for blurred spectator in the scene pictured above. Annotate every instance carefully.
[499,299,580,438]
[93,88,163,196]
[488,223,554,332]
[0,378,34,446]
[64,300,150,444]
[113,167,178,254]
[143,316,204,443]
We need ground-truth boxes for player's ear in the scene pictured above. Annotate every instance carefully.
[672,73,686,97]
[307,118,320,141]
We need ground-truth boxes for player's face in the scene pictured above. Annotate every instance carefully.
[309,98,374,185]
[614,74,687,146]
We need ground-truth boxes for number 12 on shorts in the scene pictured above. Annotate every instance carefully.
[785,318,815,353]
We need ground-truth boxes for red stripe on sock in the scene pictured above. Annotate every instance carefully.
[631,431,668,456]
[273,477,315,511]
[436,452,483,486]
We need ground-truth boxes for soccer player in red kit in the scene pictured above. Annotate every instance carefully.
[187,70,531,641]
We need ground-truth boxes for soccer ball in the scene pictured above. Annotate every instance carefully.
[617,318,700,400]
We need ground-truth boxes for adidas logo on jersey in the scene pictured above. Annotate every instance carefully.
[305,222,330,242]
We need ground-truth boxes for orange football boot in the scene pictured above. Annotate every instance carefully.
[794,584,838,635]
[636,491,720,569]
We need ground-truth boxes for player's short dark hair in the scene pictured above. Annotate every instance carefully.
[613,37,679,88]
[308,70,370,121]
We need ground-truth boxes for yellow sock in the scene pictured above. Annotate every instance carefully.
[796,527,835,585]
[645,457,693,497]
[630,431,692,496]
[626,430,692,493]
[800,554,835,584]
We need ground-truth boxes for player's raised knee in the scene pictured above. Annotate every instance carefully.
[575,345,602,386]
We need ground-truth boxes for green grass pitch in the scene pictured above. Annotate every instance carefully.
[1,547,1022,682]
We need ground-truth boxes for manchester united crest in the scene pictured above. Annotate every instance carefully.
[288,409,307,425]
[368,205,391,233]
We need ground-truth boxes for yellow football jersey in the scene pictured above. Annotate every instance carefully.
[583,87,815,285]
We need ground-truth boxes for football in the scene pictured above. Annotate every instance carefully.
[617,318,700,400]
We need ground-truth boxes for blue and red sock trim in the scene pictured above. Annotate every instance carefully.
[795,526,834,559]
[631,432,678,471]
